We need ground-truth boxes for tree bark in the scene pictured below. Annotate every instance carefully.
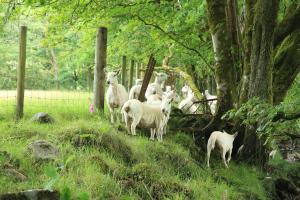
[206,0,234,119]
[200,0,235,139]
[272,4,300,104]
[248,0,279,102]
[239,0,256,105]
[273,31,300,104]
[242,0,279,165]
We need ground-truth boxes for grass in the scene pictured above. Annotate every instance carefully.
[0,90,270,199]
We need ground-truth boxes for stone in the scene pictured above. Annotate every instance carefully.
[31,113,54,124]
[2,163,27,181]
[0,189,59,200]
[27,141,59,161]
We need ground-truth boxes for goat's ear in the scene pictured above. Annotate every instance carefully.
[153,71,158,76]
[104,68,107,73]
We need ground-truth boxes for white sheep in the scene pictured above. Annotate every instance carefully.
[207,130,238,168]
[204,90,217,115]
[129,79,143,99]
[105,70,128,123]
[178,85,199,113]
[121,93,173,141]
[145,72,168,99]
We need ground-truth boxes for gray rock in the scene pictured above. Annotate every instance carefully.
[31,113,54,124]
[27,141,59,161]
[0,189,59,200]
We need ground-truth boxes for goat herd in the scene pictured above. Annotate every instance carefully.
[105,69,238,168]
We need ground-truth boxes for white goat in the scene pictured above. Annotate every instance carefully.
[207,130,238,168]
[129,79,143,99]
[145,72,168,99]
[181,84,189,98]
[164,85,180,103]
[204,90,217,115]
[105,70,128,123]
[121,94,173,141]
[146,94,162,106]
[178,85,199,113]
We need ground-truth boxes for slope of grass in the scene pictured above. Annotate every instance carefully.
[0,95,269,199]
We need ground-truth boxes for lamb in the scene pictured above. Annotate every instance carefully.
[178,85,199,113]
[129,79,143,99]
[207,130,238,168]
[145,72,168,99]
[204,90,217,115]
[121,93,174,141]
[105,70,128,123]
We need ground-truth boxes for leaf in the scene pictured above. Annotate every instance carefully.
[45,165,58,178]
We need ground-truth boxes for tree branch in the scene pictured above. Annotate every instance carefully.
[135,15,213,71]
[272,111,300,122]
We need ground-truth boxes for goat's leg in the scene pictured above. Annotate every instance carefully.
[150,128,155,140]
[222,149,228,168]
[227,148,232,163]
[131,117,140,136]
[109,108,114,123]
[123,114,131,134]
[157,128,162,142]
[207,147,211,168]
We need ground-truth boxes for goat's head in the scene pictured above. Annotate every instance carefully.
[154,72,168,84]
[165,85,172,92]
[181,84,191,96]
[161,90,174,116]
[106,70,120,85]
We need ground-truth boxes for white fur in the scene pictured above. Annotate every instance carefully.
[121,93,173,141]
[105,70,128,123]
[129,79,143,100]
[145,72,168,99]
[207,130,238,168]
[204,90,217,115]
[164,85,180,103]
[178,85,199,113]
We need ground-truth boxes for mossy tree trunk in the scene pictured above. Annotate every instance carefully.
[239,0,256,105]
[242,0,279,164]
[206,0,234,120]
[272,4,300,104]
[199,0,235,138]
[248,0,279,102]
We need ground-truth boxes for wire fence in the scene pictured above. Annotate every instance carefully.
[0,73,94,119]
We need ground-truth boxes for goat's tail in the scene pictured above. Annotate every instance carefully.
[207,133,217,150]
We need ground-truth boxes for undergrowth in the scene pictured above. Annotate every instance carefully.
[0,106,270,199]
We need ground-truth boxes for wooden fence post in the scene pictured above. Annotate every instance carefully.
[128,59,134,90]
[121,56,127,86]
[93,27,107,111]
[138,55,156,102]
[16,26,27,120]
[135,62,140,79]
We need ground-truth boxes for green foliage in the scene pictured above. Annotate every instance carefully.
[223,98,299,148]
